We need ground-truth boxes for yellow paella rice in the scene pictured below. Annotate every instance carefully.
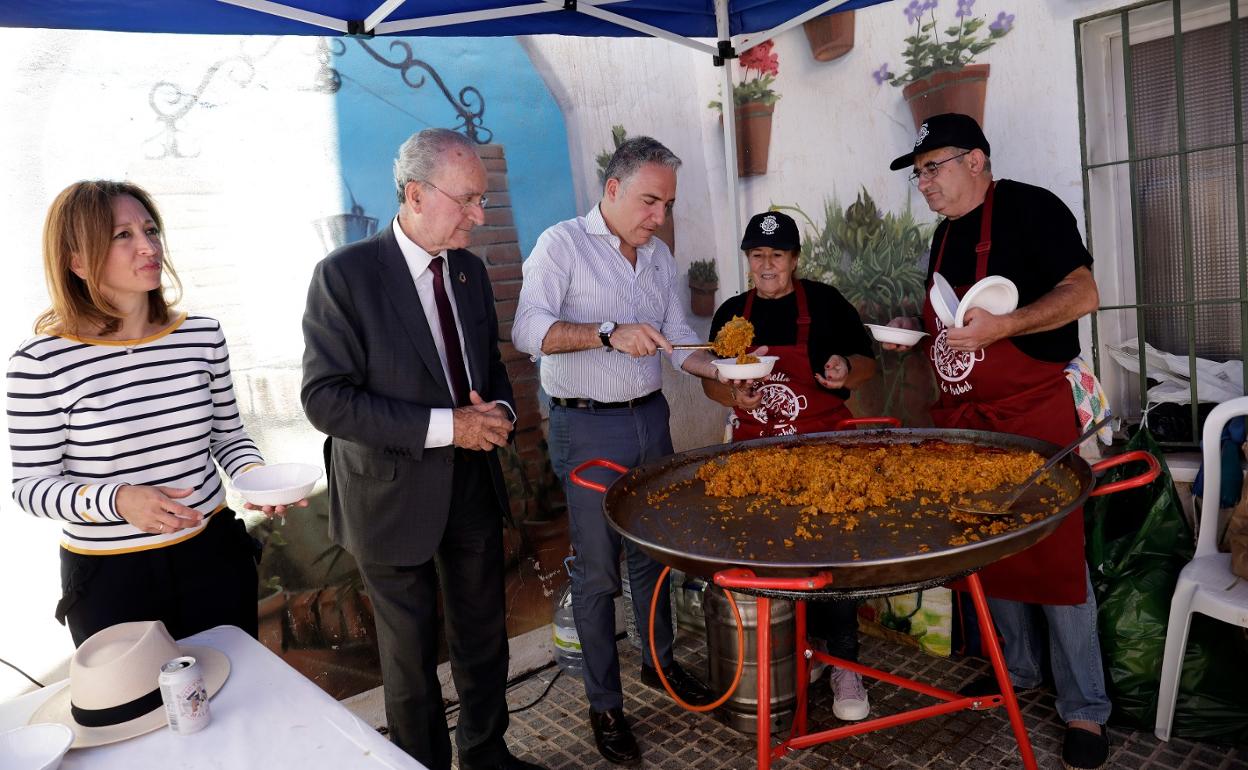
[695,441,1043,517]
[712,315,754,358]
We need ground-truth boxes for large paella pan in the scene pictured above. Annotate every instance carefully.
[572,428,1158,589]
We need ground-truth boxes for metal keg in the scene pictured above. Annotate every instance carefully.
[703,589,796,735]
[670,569,707,639]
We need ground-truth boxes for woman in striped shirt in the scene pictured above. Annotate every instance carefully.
[7,180,300,645]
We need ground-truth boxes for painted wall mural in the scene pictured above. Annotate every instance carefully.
[780,191,938,426]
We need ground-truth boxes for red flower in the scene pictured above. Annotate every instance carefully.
[739,40,779,77]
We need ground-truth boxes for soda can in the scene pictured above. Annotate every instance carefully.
[158,656,211,734]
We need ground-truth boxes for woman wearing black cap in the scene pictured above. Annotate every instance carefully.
[701,210,877,720]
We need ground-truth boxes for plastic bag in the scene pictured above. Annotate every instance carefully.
[857,588,952,658]
[1086,426,1248,740]
[1105,338,1243,404]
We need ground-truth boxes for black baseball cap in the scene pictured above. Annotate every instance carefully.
[889,113,991,171]
[740,211,800,252]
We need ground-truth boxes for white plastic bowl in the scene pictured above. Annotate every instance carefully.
[954,275,1019,327]
[232,463,322,507]
[0,723,73,770]
[712,355,778,380]
[930,272,959,329]
[864,323,929,347]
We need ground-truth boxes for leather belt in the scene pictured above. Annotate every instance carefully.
[550,390,660,411]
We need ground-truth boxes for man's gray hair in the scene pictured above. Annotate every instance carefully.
[602,136,681,189]
[393,128,477,203]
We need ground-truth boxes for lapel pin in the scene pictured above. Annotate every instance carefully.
[457,272,467,284]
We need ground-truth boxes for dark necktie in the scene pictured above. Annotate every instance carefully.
[428,256,470,406]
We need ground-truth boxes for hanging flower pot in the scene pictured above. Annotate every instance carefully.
[803,10,855,62]
[882,5,1015,131]
[735,101,775,177]
[709,40,780,178]
[902,63,991,130]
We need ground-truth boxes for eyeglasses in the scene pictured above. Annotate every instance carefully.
[908,150,971,186]
[423,181,489,211]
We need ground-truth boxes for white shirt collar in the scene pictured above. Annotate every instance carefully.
[585,204,657,264]
[392,217,444,277]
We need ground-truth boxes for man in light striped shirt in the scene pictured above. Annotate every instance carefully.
[513,136,722,766]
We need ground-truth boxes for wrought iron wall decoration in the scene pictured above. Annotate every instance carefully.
[147,37,491,159]
[145,39,280,160]
[328,38,492,144]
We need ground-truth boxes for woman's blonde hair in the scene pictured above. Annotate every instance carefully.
[35,180,182,336]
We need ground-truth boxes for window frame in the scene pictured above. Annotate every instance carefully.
[1075,0,1248,446]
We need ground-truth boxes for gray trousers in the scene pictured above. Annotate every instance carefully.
[547,394,676,712]
[356,454,510,770]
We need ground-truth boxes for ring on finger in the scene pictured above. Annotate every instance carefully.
[158,522,165,533]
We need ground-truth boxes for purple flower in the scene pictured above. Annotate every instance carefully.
[872,63,894,85]
[922,0,939,10]
[955,0,974,18]
[903,0,924,24]
[989,11,1015,32]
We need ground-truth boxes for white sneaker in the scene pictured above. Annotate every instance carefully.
[829,667,870,721]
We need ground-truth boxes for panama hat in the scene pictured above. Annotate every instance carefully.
[28,620,229,748]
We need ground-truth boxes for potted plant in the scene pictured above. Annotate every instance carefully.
[688,258,718,317]
[879,0,1015,129]
[709,40,781,177]
[803,9,855,62]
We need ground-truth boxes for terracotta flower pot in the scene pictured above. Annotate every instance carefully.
[689,280,718,317]
[803,11,855,62]
[902,63,990,130]
[734,101,774,177]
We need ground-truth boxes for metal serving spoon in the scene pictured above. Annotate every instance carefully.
[951,415,1113,516]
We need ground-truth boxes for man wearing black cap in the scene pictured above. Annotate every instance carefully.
[885,113,1108,770]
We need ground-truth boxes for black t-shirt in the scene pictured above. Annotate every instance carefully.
[926,179,1093,362]
[709,279,874,400]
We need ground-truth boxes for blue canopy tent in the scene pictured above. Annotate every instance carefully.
[0,0,891,291]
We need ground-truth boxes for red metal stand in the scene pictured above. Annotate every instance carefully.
[714,569,1038,770]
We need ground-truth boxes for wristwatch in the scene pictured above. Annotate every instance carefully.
[598,321,617,348]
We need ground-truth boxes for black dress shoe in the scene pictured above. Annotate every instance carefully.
[1062,725,1109,770]
[589,707,641,766]
[640,661,714,706]
[459,751,547,770]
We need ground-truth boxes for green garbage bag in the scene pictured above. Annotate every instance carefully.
[1086,426,1248,741]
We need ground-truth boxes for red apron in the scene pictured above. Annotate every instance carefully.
[922,182,1086,605]
[732,281,853,440]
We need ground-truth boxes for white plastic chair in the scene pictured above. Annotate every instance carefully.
[1154,395,1248,741]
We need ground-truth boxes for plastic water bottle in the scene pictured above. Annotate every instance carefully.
[620,561,678,649]
[553,559,583,675]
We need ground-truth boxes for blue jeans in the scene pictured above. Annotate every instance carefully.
[547,395,676,713]
[986,567,1111,724]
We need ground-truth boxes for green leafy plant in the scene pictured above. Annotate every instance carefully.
[775,188,932,324]
[688,258,718,286]
[773,190,937,421]
[596,124,629,187]
[881,0,1015,87]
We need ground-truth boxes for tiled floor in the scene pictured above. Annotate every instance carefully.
[484,633,1248,770]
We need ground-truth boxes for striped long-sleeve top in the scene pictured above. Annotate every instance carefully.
[7,313,264,555]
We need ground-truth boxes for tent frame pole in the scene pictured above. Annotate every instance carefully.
[715,0,744,296]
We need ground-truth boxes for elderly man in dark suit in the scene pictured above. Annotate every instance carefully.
[301,128,544,770]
